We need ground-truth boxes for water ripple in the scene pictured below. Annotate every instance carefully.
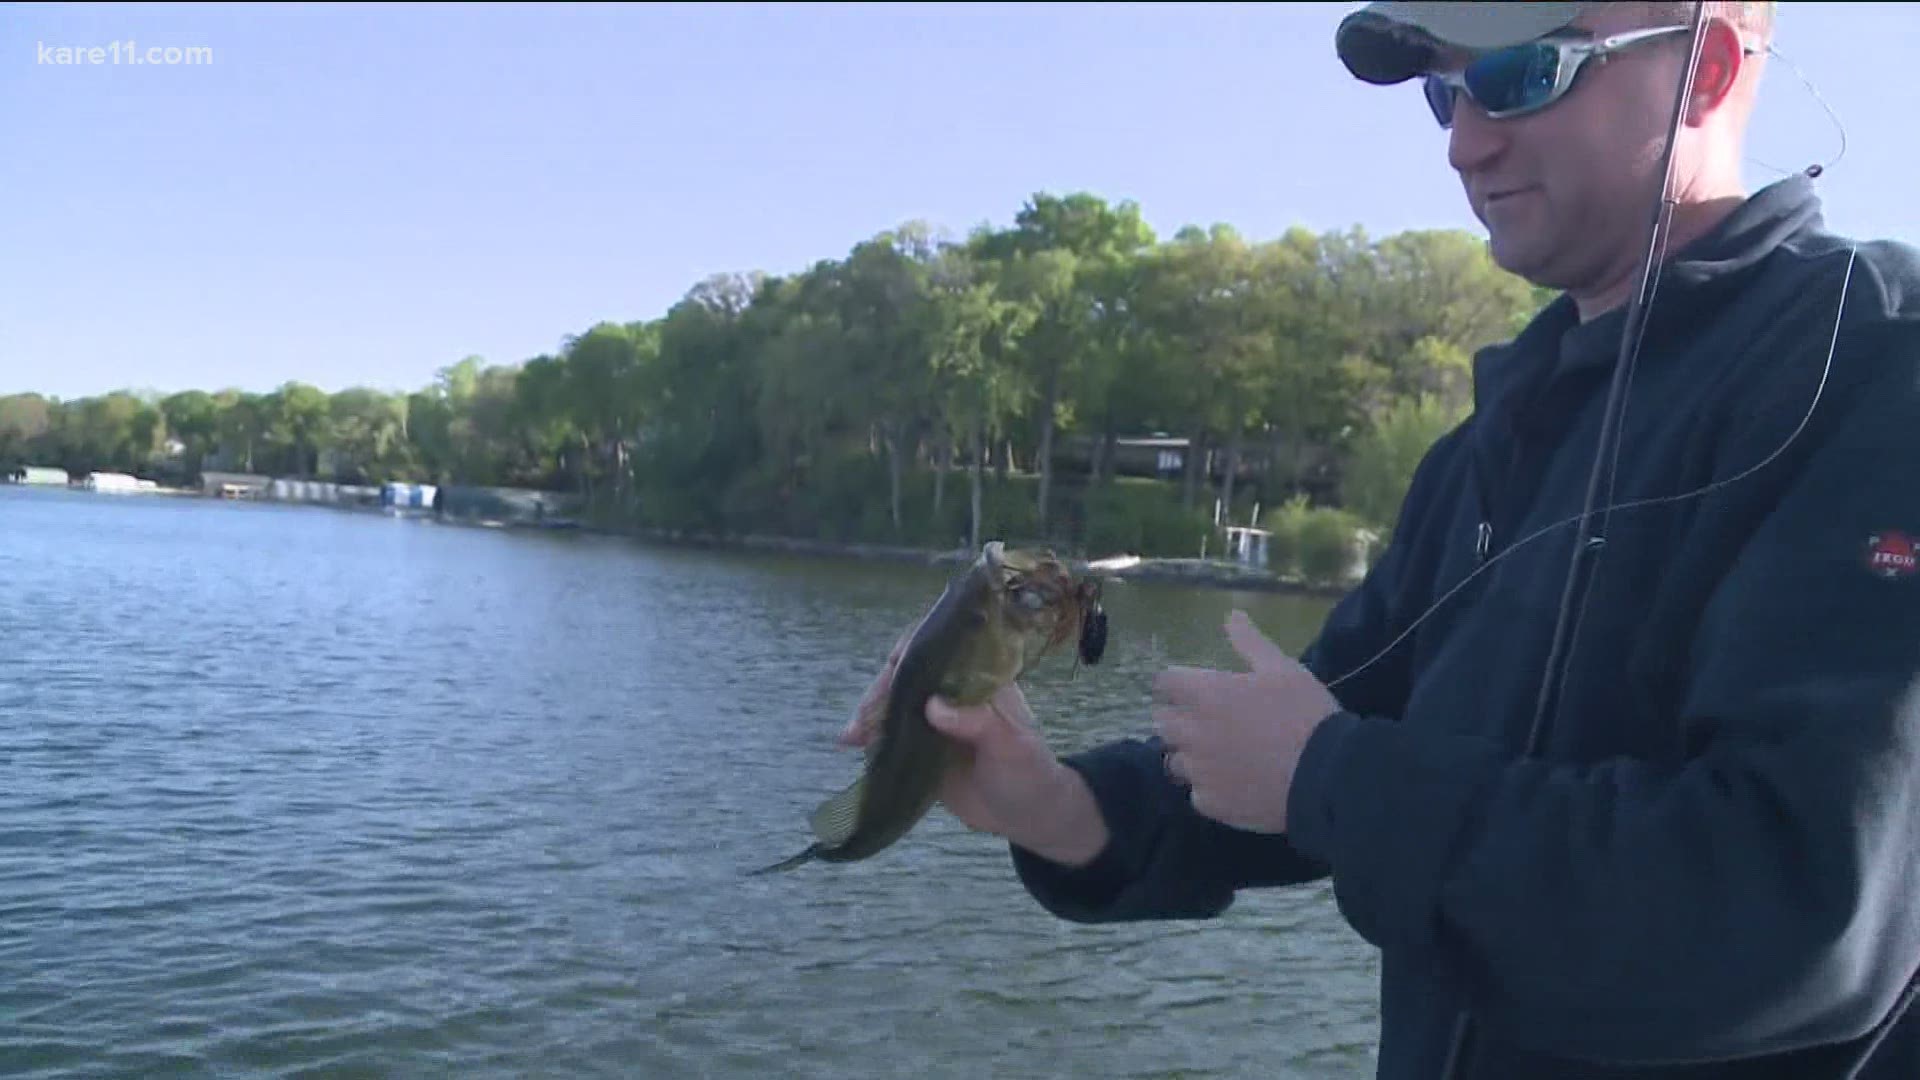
[0,487,1379,1078]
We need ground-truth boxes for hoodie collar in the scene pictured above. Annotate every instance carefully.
[1472,173,1828,418]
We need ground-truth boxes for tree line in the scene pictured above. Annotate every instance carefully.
[0,192,1551,575]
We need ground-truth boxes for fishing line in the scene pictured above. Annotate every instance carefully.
[1596,33,1850,536]
[1551,246,1854,708]
[1324,241,1855,697]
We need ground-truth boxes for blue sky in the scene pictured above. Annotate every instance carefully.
[2,1,1911,401]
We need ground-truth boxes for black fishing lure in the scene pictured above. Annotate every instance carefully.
[1078,603,1108,666]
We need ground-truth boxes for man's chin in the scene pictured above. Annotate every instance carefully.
[1483,239,1561,292]
[1484,234,1529,273]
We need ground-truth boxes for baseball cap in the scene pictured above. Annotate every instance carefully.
[1335,2,1597,84]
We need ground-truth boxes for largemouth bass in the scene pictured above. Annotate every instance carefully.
[751,541,1108,875]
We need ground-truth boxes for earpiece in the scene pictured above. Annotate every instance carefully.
[1745,44,1847,183]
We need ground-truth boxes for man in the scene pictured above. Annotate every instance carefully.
[841,2,1920,1076]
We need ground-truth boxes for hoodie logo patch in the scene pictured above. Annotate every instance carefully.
[1865,532,1919,579]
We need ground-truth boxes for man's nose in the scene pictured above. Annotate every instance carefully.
[1447,100,1506,173]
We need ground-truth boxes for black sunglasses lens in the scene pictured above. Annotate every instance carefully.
[1464,43,1562,114]
[1422,75,1455,126]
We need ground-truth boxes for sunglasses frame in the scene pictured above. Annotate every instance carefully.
[1421,24,1693,129]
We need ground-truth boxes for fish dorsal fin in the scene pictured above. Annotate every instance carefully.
[808,775,866,847]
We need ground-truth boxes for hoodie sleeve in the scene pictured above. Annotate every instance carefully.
[1282,318,1920,1065]
[1008,433,1461,922]
[1009,734,1326,922]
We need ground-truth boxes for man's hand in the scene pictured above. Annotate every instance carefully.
[1152,609,1341,834]
[839,610,1110,866]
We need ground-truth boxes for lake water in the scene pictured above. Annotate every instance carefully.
[0,484,1378,1079]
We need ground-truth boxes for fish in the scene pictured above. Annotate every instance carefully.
[750,540,1108,875]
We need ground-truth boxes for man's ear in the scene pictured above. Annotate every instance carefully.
[1684,17,1747,125]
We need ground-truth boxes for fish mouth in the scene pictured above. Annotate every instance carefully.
[974,540,1109,664]
[983,540,1005,575]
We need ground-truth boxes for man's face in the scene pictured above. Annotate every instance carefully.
[1440,9,1696,293]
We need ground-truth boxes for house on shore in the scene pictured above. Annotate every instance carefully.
[5,465,69,486]
[83,472,156,494]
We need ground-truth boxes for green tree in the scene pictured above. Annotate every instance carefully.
[3,192,1550,563]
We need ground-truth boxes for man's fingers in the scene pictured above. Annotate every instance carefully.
[1163,746,1192,787]
[842,612,929,749]
[1188,784,1224,823]
[1151,704,1191,748]
[1152,665,1215,706]
[839,667,891,745]
[837,713,873,746]
[837,699,879,747]
[854,670,889,714]
[887,624,917,663]
[1155,665,1250,718]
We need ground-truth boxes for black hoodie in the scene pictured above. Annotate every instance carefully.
[1010,174,1920,1080]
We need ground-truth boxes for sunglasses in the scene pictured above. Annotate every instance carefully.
[1421,24,1692,128]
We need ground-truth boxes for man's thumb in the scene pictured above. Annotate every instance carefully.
[1225,609,1290,670]
[926,696,991,743]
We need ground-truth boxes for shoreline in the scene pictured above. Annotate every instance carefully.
[5,480,1353,599]
[573,520,1355,599]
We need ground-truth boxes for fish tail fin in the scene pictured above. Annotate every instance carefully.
[750,775,868,877]
[808,774,866,847]
[747,844,821,876]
